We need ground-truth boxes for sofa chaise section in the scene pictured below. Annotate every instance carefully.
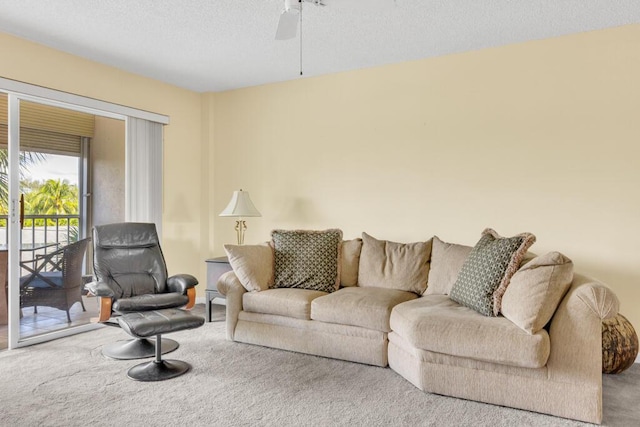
[387,273,619,424]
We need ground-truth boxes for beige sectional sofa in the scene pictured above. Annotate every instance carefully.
[217,230,619,424]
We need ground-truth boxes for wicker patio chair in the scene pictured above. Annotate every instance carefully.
[20,238,90,323]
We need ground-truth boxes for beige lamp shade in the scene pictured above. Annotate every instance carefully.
[219,190,261,217]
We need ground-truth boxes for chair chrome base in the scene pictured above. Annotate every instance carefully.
[127,359,191,382]
[102,338,179,360]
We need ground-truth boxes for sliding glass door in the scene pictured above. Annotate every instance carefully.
[18,99,99,342]
[1,77,167,349]
[4,95,102,347]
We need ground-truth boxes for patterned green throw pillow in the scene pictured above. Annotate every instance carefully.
[449,228,536,316]
[272,229,342,293]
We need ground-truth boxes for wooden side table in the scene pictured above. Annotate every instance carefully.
[205,257,232,322]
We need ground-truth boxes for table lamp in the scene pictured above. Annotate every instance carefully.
[219,189,261,245]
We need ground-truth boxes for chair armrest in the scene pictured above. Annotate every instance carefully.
[217,271,246,340]
[93,297,113,322]
[167,274,198,309]
[84,280,116,298]
[166,274,199,294]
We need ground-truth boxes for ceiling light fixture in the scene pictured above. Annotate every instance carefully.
[275,0,325,75]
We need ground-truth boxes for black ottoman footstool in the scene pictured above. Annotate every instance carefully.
[117,308,205,381]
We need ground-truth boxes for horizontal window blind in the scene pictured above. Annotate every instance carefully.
[0,93,94,155]
[0,125,81,156]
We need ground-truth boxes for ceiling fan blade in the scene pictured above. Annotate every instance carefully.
[275,10,299,40]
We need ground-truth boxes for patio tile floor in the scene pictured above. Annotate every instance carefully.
[0,295,99,349]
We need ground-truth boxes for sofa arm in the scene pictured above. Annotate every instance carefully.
[217,270,246,340]
[547,273,619,385]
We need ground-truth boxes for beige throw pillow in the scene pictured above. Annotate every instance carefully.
[224,243,274,292]
[341,239,362,287]
[358,232,432,294]
[425,236,473,295]
[501,252,574,334]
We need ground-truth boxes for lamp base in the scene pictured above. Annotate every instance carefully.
[234,219,247,245]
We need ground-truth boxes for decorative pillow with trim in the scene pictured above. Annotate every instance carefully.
[449,228,536,316]
[272,229,343,293]
[501,252,573,334]
[224,243,274,292]
[358,232,432,295]
[340,238,362,287]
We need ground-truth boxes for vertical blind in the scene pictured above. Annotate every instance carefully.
[126,117,163,236]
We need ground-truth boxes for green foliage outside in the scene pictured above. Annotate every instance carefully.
[23,178,79,225]
[0,149,45,209]
[0,150,79,228]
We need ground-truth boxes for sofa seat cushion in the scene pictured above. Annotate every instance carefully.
[311,287,418,332]
[243,288,327,320]
[390,295,550,368]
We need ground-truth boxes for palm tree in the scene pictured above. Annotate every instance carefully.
[0,149,45,210]
[27,179,78,216]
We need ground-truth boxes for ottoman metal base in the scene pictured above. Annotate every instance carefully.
[102,337,179,360]
[117,309,204,381]
[127,359,191,382]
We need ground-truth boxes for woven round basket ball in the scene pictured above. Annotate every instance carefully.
[602,314,638,374]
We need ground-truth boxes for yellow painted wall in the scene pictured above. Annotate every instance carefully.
[2,24,639,327]
[0,32,209,288]
[212,25,640,328]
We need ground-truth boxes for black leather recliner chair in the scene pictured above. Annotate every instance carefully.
[85,222,199,359]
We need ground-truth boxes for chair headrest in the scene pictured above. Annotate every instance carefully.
[94,223,159,249]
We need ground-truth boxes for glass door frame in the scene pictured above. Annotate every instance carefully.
[6,94,108,348]
[2,77,168,349]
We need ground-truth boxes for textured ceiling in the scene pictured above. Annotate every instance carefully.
[0,0,639,92]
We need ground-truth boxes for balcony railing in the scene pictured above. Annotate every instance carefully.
[1,214,79,245]
[0,214,80,273]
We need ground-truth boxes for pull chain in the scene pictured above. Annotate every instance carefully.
[299,0,303,75]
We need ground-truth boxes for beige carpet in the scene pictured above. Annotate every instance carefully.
[0,304,638,427]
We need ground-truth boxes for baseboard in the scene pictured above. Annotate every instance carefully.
[636,354,640,364]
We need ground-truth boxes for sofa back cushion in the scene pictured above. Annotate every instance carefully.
[501,252,574,334]
[425,236,473,295]
[449,228,536,316]
[340,238,362,287]
[272,229,343,293]
[358,232,432,294]
[224,243,274,292]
